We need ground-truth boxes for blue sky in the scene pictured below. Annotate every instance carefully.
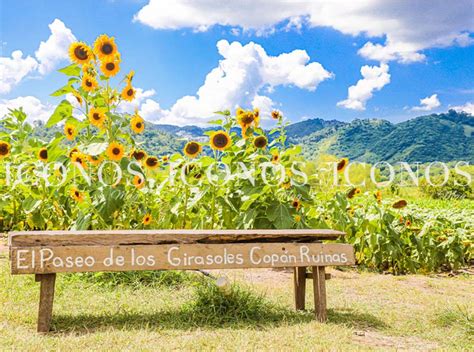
[0,0,473,125]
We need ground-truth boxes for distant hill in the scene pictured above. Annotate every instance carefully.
[297,110,473,163]
[25,110,473,163]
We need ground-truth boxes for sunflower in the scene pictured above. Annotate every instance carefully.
[0,141,11,159]
[88,154,103,166]
[291,198,301,210]
[106,142,125,161]
[71,152,88,170]
[271,110,281,120]
[38,148,48,162]
[374,190,382,203]
[64,123,77,141]
[100,59,120,77]
[68,147,79,158]
[294,215,301,223]
[133,175,145,189]
[236,107,245,116]
[142,214,152,225]
[336,158,349,173]
[237,111,255,138]
[253,108,260,128]
[121,84,136,101]
[210,131,232,151]
[81,74,98,92]
[131,150,147,162]
[131,115,145,134]
[93,34,118,60]
[70,187,84,203]
[405,219,412,227]
[71,91,83,105]
[162,155,169,163]
[88,107,107,128]
[126,70,135,84]
[144,156,160,169]
[392,200,408,209]
[271,153,280,163]
[183,141,202,158]
[82,63,94,75]
[253,136,267,149]
[68,42,92,64]
[347,188,360,199]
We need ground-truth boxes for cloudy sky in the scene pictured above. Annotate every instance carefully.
[0,0,473,125]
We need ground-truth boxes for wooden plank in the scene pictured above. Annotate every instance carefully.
[11,243,355,274]
[294,266,306,310]
[312,266,327,322]
[36,273,56,333]
[9,229,345,247]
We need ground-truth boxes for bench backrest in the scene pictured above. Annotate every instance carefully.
[9,229,354,274]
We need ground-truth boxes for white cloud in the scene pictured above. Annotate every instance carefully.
[143,40,332,125]
[0,51,38,94]
[337,63,390,110]
[0,19,74,94]
[35,19,76,75]
[0,96,54,122]
[134,0,474,63]
[117,88,156,114]
[451,102,474,114]
[412,94,441,111]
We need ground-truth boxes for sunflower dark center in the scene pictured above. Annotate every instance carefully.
[127,88,134,96]
[74,46,88,60]
[254,137,267,148]
[101,43,113,55]
[213,133,228,148]
[75,191,80,197]
[337,160,346,171]
[93,113,100,120]
[0,144,8,155]
[241,115,254,124]
[106,62,115,71]
[136,122,142,129]
[67,128,74,135]
[134,151,145,160]
[85,80,92,87]
[186,143,199,155]
[146,158,158,167]
[112,148,121,155]
[39,149,48,159]
[293,201,299,207]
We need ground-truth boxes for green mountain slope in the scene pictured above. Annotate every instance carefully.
[20,110,474,162]
[299,110,473,163]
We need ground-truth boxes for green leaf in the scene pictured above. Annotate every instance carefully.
[50,84,75,97]
[208,119,223,125]
[46,100,72,127]
[214,110,231,116]
[58,64,81,76]
[268,203,292,229]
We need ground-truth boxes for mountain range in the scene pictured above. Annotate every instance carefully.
[142,110,473,163]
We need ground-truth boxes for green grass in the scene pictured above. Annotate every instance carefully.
[1,257,473,351]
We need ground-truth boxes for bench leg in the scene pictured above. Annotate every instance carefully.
[35,273,56,333]
[293,266,306,310]
[312,266,327,322]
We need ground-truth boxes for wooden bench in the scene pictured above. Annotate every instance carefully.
[8,229,354,332]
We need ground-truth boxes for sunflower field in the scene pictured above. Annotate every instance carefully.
[0,35,472,274]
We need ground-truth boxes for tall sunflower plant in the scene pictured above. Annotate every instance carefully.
[0,35,309,231]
